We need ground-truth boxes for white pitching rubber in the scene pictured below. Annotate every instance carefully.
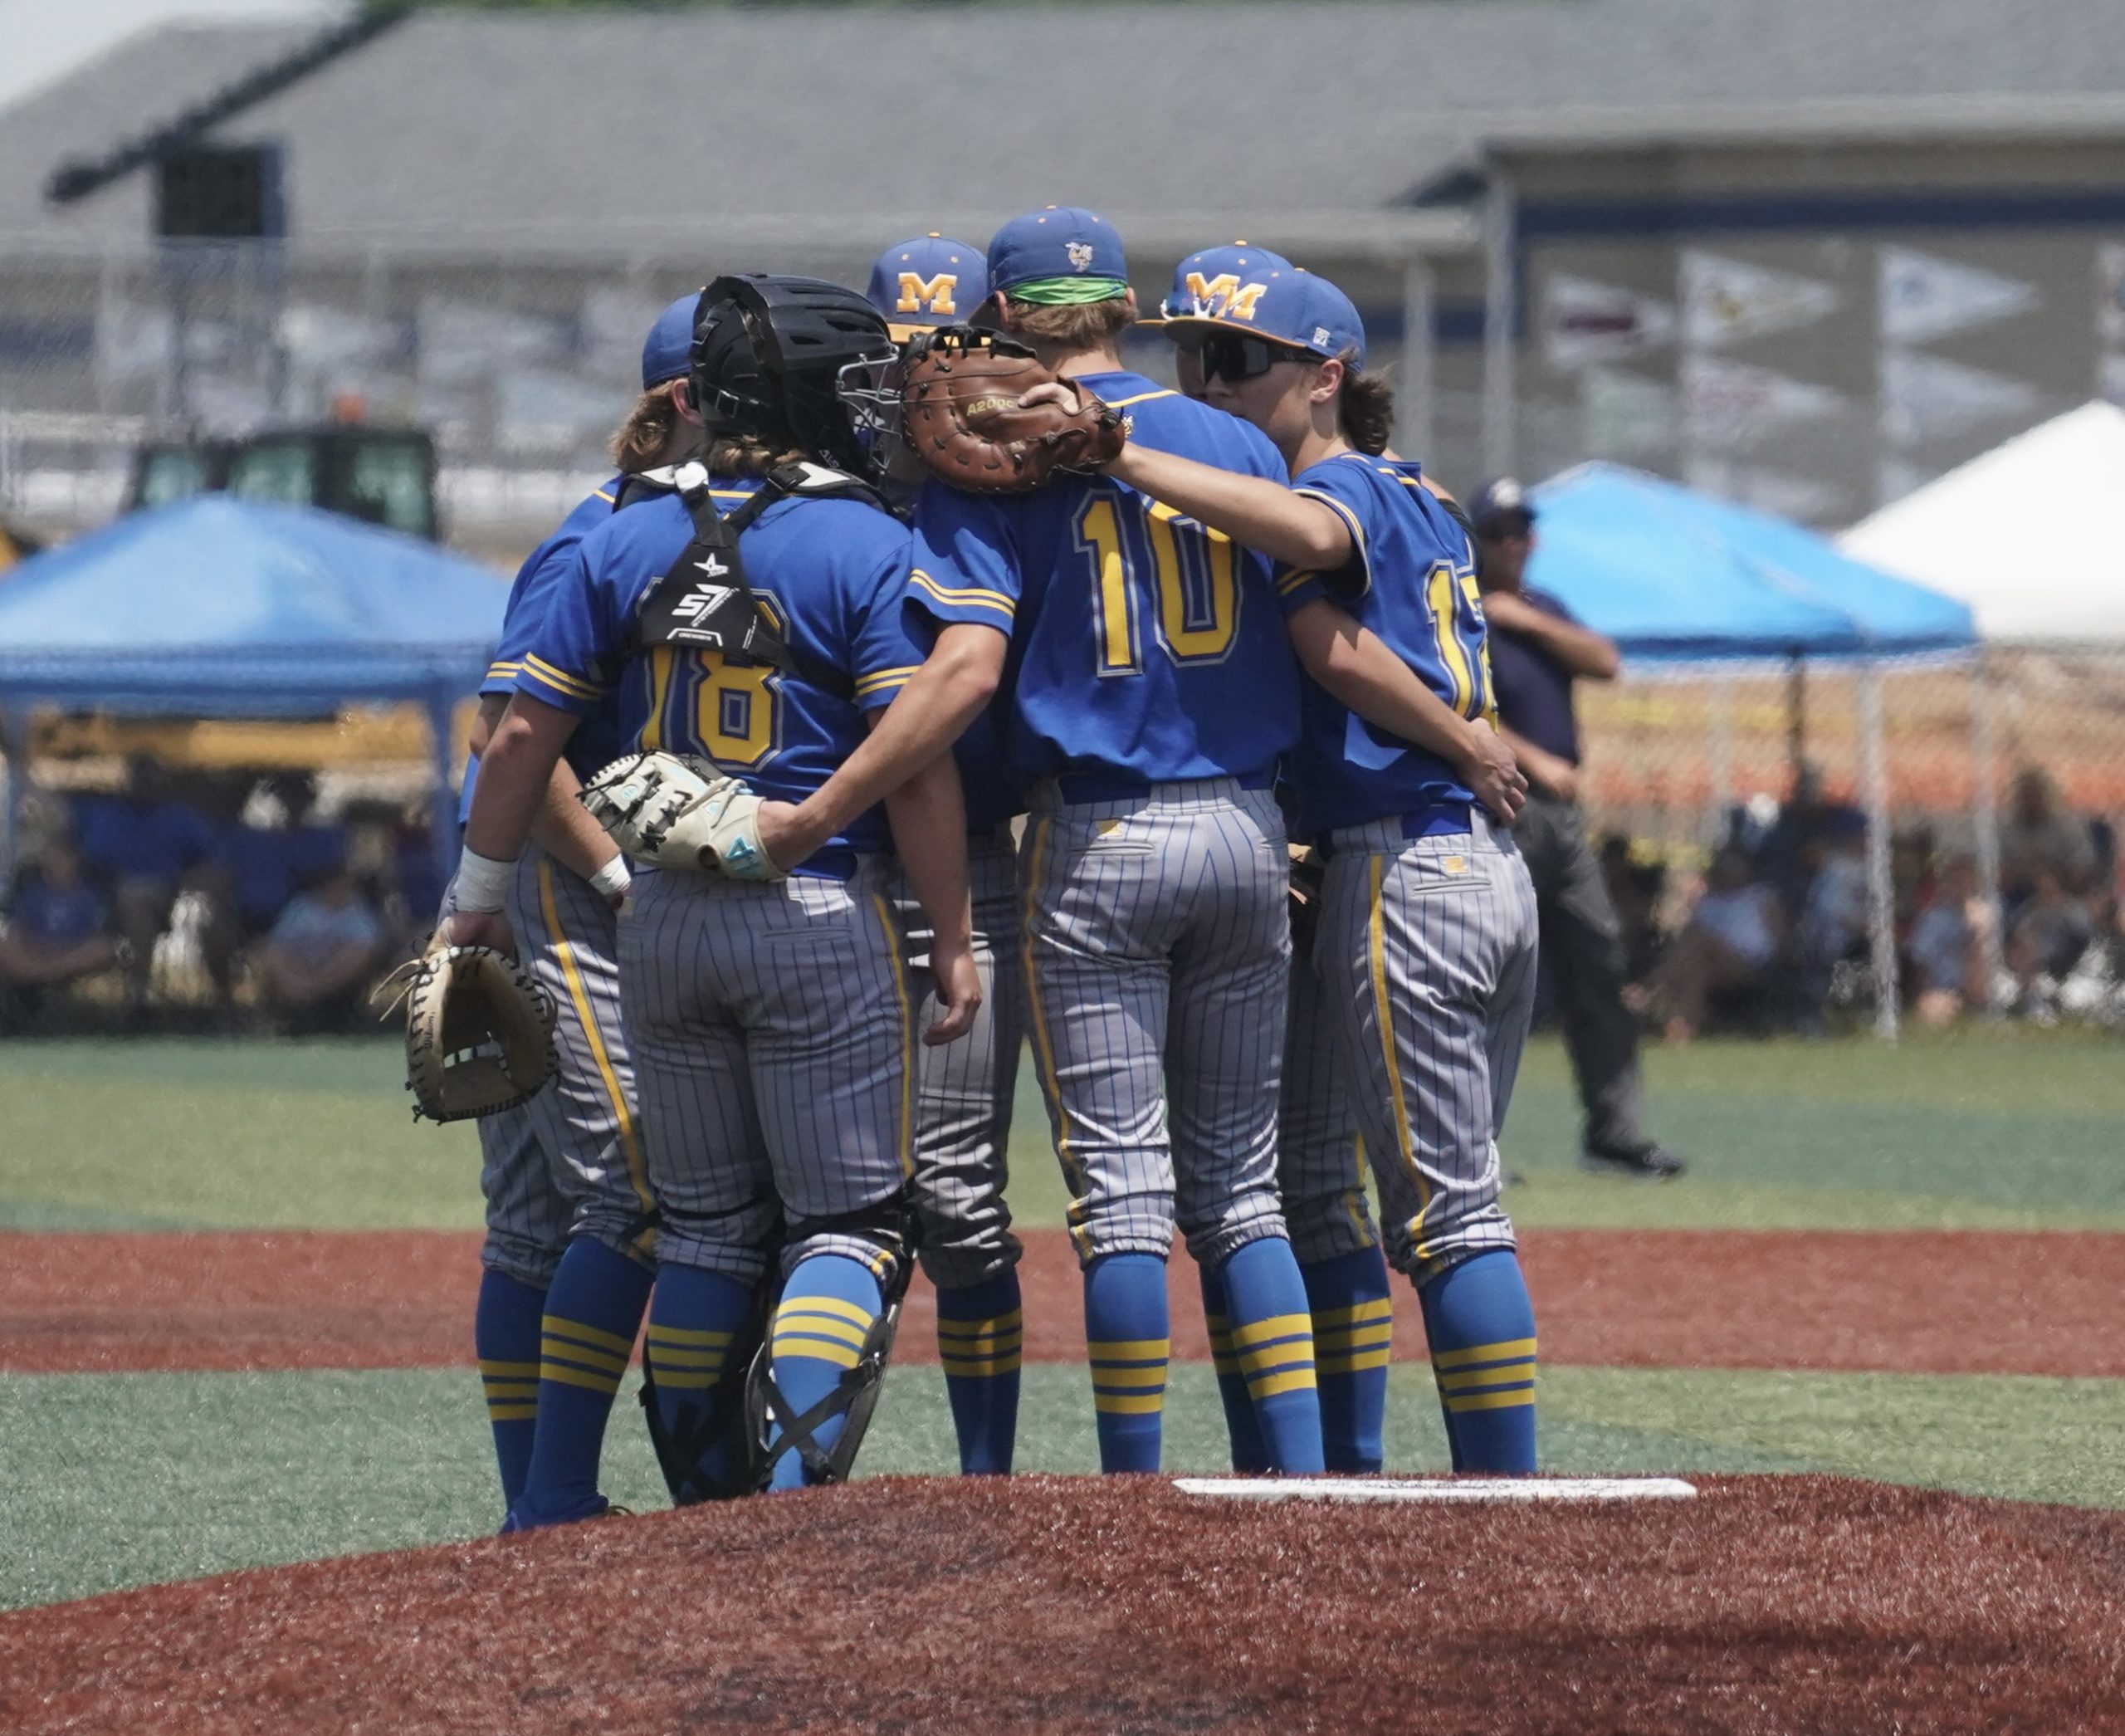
[1173,1476,1698,1504]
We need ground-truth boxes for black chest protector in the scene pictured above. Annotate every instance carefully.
[619,460,901,705]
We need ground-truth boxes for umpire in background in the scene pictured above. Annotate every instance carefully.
[1471,480,1684,1181]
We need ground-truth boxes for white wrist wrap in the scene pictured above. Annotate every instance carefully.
[451,847,515,913]
[587,854,633,901]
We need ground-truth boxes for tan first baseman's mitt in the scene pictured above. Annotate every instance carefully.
[581,751,785,881]
[385,942,557,1123]
[901,326,1129,494]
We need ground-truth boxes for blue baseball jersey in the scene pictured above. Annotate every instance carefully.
[483,477,629,781]
[909,374,1302,785]
[515,482,923,853]
[1277,452,1492,837]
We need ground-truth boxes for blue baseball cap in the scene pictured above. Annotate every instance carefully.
[866,234,989,341]
[641,293,700,389]
[986,206,1128,299]
[1150,242,1293,324]
[1164,267,1366,368]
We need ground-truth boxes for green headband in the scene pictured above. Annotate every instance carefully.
[1004,276,1130,306]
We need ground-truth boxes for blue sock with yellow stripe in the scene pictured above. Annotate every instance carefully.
[935,1270,1022,1475]
[1419,1249,1537,1474]
[474,1269,545,1512]
[1199,1264,1269,1473]
[643,1264,755,1498]
[1215,1238,1326,1475]
[1083,1253,1168,1474]
[515,1238,652,1524]
[765,1254,883,1491]
[1303,1247,1394,1474]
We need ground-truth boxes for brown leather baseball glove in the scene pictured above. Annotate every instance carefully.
[901,326,1130,493]
[377,941,557,1123]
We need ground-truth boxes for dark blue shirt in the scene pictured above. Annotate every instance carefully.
[1484,586,1583,766]
[72,796,215,885]
[12,878,105,947]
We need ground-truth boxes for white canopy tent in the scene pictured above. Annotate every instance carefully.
[1841,402,2125,648]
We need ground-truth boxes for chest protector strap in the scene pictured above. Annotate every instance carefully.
[623,461,896,705]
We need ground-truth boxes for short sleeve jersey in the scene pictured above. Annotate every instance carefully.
[909,374,1302,785]
[481,477,628,781]
[516,482,923,853]
[1278,452,1492,837]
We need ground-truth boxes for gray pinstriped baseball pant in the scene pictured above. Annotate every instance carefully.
[1019,779,1291,1269]
[618,858,914,1289]
[1314,812,1539,1287]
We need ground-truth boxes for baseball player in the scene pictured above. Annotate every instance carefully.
[1145,242,1293,403]
[450,274,977,1497]
[462,293,696,1527]
[1101,267,1542,1474]
[865,236,1027,1474]
[755,208,1328,1477]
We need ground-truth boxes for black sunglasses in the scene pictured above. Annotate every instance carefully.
[1194,330,1321,384]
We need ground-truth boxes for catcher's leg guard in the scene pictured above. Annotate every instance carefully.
[639,1264,774,1504]
[751,1246,911,1491]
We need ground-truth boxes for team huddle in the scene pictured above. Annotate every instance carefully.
[433,207,1542,1528]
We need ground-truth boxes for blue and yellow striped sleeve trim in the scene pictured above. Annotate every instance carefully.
[909,567,1016,626]
[1292,485,1371,599]
[515,653,607,711]
[852,664,919,705]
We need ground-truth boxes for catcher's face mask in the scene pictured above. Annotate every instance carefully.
[835,348,906,477]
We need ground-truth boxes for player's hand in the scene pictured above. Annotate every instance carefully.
[753,800,823,875]
[442,909,516,955]
[924,933,983,1046]
[1461,720,1529,824]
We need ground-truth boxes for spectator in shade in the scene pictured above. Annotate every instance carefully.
[1795,816,1870,1029]
[1473,478,1684,1180]
[70,755,217,1010]
[254,868,387,1030]
[1756,762,1866,924]
[0,842,121,990]
[1908,855,1985,1028]
[1998,766,2096,903]
[1635,844,1784,1044]
[2004,864,2093,1022]
[203,772,349,995]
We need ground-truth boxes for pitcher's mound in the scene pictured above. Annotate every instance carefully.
[6,1474,2123,1734]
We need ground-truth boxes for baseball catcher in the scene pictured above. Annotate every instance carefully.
[900,325,1129,493]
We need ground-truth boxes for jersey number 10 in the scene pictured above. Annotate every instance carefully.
[1075,491,1239,676]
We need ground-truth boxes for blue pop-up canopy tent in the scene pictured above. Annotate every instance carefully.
[0,496,508,885]
[1525,464,1977,661]
[1520,464,1981,1039]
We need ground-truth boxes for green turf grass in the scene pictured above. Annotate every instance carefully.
[4,1030,2120,1233]
[5,1361,2119,1611]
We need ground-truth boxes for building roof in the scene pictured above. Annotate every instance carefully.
[4,0,2125,258]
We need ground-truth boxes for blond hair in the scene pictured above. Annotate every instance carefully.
[1000,296,1135,353]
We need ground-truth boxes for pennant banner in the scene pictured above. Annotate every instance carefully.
[1682,355,1844,444]
[1878,348,2038,444]
[1878,247,2040,345]
[1541,274,1675,371]
[1681,252,1839,350]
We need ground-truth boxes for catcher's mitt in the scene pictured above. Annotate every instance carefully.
[381,943,557,1123]
[901,326,1129,494]
[581,751,785,882]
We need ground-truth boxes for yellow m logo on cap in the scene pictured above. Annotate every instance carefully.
[896,271,959,316]
[1186,272,1268,320]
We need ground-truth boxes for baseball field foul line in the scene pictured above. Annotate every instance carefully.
[1174,1476,1700,1504]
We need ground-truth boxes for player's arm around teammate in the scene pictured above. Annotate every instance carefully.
[454,276,976,1499]
[1094,269,1546,1474]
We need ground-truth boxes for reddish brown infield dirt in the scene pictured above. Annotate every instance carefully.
[4,1475,2124,1734]
[4,1228,2119,1379]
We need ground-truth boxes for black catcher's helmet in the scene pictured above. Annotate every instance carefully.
[689,274,899,478]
